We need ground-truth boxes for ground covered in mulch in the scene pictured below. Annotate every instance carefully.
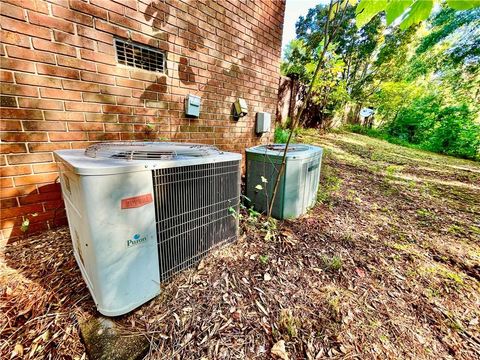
[1,131,479,359]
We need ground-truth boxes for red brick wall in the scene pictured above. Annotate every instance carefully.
[0,0,285,243]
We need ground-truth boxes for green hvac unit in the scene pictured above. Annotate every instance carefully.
[246,144,323,219]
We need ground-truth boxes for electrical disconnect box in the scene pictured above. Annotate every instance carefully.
[233,98,248,118]
[185,94,201,117]
[256,112,271,134]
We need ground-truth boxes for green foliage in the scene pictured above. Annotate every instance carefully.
[422,105,480,159]
[356,0,480,29]
[274,126,291,143]
[347,101,480,161]
[259,255,269,265]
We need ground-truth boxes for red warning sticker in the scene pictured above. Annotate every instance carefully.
[121,193,153,209]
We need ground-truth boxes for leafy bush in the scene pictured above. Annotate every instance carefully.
[423,105,480,160]
[347,101,480,161]
[274,126,291,143]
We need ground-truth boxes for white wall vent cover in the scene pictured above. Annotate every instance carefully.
[55,142,241,316]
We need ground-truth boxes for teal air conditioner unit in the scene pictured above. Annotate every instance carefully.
[245,144,323,219]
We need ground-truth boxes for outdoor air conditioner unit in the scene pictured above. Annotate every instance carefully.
[54,142,241,316]
[245,144,323,219]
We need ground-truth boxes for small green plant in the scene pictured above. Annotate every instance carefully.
[145,123,155,133]
[416,208,435,219]
[259,255,269,265]
[321,255,343,272]
[20,218,30,233]
[278,309,298,339]
[20,213,38,234]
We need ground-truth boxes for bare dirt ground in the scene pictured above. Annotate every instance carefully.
[1,130,479,359]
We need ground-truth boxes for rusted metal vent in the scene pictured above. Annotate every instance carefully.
[115,38,165,73]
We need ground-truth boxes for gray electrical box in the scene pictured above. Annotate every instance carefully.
[185,94,201,117]
[246,144,323,219]
[256,112,271,134]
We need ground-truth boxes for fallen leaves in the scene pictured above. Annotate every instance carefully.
[271,340,289,360]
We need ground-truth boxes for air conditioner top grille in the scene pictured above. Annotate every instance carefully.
[246,143,323,160]
[263,144,309,152]
[85,142,222,160]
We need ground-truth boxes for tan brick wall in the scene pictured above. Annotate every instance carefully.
[0,0,285,243]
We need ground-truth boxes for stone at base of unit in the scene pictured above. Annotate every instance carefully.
[79,316,149,360]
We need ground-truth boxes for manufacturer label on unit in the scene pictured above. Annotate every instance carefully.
[121,193,153,209]
[127,233,148,248]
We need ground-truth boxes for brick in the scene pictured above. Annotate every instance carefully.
[85,113,117,122]
[51,4,93,26]
[1,108,43,119]
[32,38,76,57]
[19,191,62,205]
[23,121,66,131]
[0,143,27,153]
[7,153,53,165]
[57,55,96,72]
[80,48,116,65]
[0,132,48,142]
[44,111,84,121]
[61,80,99,93]
[0,177,14,188]
[0,165,32,177]
[116,78,144,89]
[14,173,59,186]
[103,105,132,114]
[49,132,87,141]
[99,84,132,96]
[77,25,113,44]
[40,88,82,101]
[95,19,129,38]
[108,11,141,31]
[91,0,125,15]
[28,10,74,33]
[0,121,22,131]
[3,0,49,13]
[64,101,102,112]
[0,58,35,73]
[97,41,116,55]
[53,31,95,50]
[82,92,116,104]
[16,75,61,90]
[1,83,38,97]
[80,71,115,85]
[28,142,70,152]
[70,0,108,20]
[6,45,57,64]
[1,198,19,209]
[18,98,64,110]
[0,204,44,219]
[37,64,80,79]
[0,16,51,40]
[1,2,25,20]
[105,123,132,132]
[0,30,30,48]
[68,122,104,131]
[88,132,120,141]
[32,163,59,174]
[0,71,14,83]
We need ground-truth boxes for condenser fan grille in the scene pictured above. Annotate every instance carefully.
[263,144,309,152]
[85,142,222,160]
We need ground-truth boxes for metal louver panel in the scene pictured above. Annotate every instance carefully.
[152,160,240,282]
